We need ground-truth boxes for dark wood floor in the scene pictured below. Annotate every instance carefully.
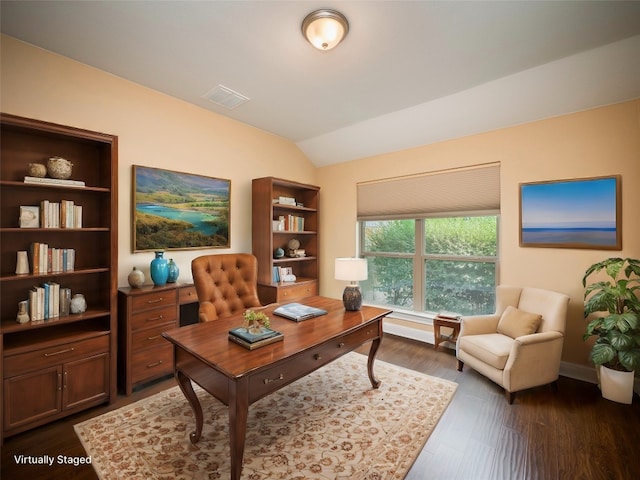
[2,334,639,479]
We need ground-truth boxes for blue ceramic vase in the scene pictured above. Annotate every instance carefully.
[167,258,179,283]
[150,251,169,286]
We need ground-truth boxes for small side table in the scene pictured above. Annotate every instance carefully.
[433,315,461,350]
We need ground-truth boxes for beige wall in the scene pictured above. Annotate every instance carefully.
[0,35,317,286]
[317,100,640,366]
[3,35,639,368]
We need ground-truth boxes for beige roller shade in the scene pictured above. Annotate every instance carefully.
[357,163,500,219]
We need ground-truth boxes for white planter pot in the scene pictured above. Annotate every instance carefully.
[599,365,634,404]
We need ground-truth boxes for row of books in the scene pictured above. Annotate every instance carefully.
[30,242,76,274]
[28,282,69,321]
[19,200,83,229]
[280,214,305,232]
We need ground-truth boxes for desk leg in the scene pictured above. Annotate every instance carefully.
[176,370,203,444]
[367,337,382,389]
[228,378,249,480]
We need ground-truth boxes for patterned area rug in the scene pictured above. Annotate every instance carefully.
[74,352,457,480]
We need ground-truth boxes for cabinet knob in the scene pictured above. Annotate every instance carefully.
[314,353,322,361]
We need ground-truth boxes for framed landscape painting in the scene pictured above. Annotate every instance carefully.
[133,166,230,251]
[519,175,621,250]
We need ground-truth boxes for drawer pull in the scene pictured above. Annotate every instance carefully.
[338,342,345,348]
[263,373,284,384]
[44,347,75,357]
[314,353,322,361]
[147,297,164,304]
[147,315,164,322]
[147,335,161,340]
[147,360,163,368]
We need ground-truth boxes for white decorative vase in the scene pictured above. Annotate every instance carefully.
[599,365,634,404]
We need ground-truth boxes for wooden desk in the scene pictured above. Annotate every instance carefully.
[162,296,391,480]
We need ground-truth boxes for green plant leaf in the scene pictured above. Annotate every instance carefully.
[590,342,616,365]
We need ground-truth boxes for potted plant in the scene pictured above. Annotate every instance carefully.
[242,309,271,334]
[582,257,640,403]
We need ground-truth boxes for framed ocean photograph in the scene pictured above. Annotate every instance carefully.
[133,166,230,251]
[519,175,621,250]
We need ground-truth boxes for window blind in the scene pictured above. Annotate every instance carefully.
[357,163,500,220]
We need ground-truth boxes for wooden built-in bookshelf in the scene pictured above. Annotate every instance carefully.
[0,113,118,440]
[252,177,319,304]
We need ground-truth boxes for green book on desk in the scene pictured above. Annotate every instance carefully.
[273,303,328,322]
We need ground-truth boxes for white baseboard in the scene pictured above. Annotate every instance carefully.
[383,322,640,395]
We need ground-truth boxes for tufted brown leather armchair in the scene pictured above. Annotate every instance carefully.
[191,253,262,322]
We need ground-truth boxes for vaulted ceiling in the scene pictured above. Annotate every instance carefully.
[2,1,640,166]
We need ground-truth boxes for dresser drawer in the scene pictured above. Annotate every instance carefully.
[276,282,318,302]
[131,289,178,312]
[4,334,110,378]
[131,305,177,331]
[132,323,176,351]
[179,285,198,305]
[131,344,174,384]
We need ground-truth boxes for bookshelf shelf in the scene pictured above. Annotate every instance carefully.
[0,113,118,441]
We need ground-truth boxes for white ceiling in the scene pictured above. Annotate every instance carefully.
[2,1,640,167]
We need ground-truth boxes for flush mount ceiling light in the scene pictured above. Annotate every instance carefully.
[302,9,349,51]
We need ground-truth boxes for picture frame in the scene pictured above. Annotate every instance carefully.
[132,165,231,252]
[19,205,40,228]
[519,175,621,250]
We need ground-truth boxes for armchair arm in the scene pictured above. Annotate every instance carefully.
[514,330,562,345]
[503,332,564,392]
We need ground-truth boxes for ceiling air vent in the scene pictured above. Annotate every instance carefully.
[202,84,250,110]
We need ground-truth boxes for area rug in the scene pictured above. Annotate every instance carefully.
[74,352,457,480]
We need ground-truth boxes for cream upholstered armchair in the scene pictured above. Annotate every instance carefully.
[456,285,570,404]
[191,253,262,322]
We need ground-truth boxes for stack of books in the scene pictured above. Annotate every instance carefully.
[228,327,283,350]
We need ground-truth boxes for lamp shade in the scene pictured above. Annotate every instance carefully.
[302,9,349,51]
[335,258,368,282]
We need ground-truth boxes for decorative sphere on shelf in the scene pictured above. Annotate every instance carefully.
[288,238,300,250]
[47,156,73,179]
[28,163,47,178]
[274,248,285,258]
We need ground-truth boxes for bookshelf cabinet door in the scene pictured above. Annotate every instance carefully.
[3,366,62,431]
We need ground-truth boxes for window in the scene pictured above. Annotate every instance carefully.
[360,215,498,316]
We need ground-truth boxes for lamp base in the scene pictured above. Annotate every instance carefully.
[342,285,362,311]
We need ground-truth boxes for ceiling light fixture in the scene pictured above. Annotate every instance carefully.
[302,9,349,51]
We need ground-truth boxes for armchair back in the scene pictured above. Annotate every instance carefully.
[191,253,262,322]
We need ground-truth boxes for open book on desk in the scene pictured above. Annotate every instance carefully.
[273,302,328,322]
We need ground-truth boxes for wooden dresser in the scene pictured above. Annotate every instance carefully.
[117,283,197,395]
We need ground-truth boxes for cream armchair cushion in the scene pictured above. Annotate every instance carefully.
[456,285,570,404]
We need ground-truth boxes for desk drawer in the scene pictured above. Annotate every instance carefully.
[131,305,177,331]
[4,334,110,377]
[131,344,174,384]
[248,322,380,402]
[131,289,177,312]
[179,285,198,305]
